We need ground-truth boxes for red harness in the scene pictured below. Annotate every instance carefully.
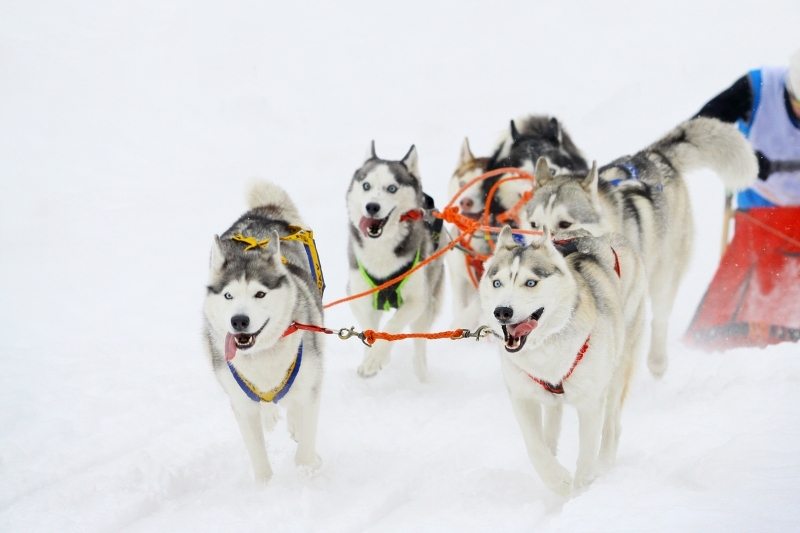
[526,245,621,395]
[281,321,333,338]
[528,337,591,394]
[399,209,424,223]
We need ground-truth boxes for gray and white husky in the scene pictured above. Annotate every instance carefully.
[346,142,444,380]
[445,138,491,328]
[522,118,757,376]
[480,226,647,495]
[484,115,588,219]
[203,182,324,482]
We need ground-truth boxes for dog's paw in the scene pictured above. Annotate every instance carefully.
[573,467,597,492]
[357,352,388,378]
[541,464,573,497]
[647,350,667,378]
[253,468,273,485]
[296,453,323,477]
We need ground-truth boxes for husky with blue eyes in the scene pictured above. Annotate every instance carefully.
[346,142,444,380]
[203,181,324,482]
[521,117,758,377]
[479,225,647,495]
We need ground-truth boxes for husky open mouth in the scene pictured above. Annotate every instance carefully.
[225,318,270,361]
[358,207,395,238]
[501,307,544,353]
[359,214,391,238]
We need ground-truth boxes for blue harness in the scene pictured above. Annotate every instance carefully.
[227,343,303,403]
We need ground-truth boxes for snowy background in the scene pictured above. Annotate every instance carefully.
[2,1,799,531]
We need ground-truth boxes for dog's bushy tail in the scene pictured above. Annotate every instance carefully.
[247,181,305,226]
[648,117,757,190]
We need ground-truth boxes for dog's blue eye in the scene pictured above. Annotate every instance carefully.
[362,182,371,191]
[254,291,266,299]
[224,292,233,300]
[492,280,502,288]
[387,184,398,193]
[525,279,537,288]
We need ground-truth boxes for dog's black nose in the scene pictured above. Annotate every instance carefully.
[494,306,514,323]
[366,202,381,216]
[231,314,250,331]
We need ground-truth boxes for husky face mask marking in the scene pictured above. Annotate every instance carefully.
[348,143,421,239]
[450,138,488,218]
[523,158,608,238]
[480,226,575,353]
[204,234,296,358]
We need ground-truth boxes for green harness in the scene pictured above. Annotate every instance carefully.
[357,249,421,311]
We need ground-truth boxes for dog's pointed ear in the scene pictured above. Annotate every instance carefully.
[458,137,475,167]
[510,120,520,142]
[497,225,518,251]
[546,117,563,144]
[210,235,225,273]
[581,161,600,202]
[267,230,282,260]
[365,140,377,162]
[534,157,552,188]
[529,225,550,249]
[402,144,419,176]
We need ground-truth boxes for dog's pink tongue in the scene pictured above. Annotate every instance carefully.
[508,319,537,338]
[225,333,237,361]
[358,217,372,236]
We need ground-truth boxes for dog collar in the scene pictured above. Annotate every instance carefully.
[227,342,302,403]
[527,336,590,395]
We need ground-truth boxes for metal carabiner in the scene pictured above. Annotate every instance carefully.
[463,325,492,341]
[337,327,371,347]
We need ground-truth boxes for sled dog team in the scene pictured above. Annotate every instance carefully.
[203,115,757,494]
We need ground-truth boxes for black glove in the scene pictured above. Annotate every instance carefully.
[756,151,772,181]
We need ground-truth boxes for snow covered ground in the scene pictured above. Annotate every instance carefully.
[2,1,799,531]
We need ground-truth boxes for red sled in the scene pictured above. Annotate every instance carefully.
[684,206,800,351]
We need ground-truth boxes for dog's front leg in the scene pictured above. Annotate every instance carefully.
[288,394,322,473]
[230,400,271,482]
[543,403,563,455]
[574,401,604,490]
[509,395,572,496]
[349,291,384,378]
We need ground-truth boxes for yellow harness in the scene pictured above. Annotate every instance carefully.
[231,225,325,294]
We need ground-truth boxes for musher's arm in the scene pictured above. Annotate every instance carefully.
[695,75,771,180]
[695,75,754,124]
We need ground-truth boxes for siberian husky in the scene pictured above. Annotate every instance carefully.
[445,138,491,328]
[480,226,647,495]
[484,115,588,221]
[346,142,445,380]
[522,118,757,376]
[203,182,324,482]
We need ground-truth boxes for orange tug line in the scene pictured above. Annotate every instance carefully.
[315,167,538,344]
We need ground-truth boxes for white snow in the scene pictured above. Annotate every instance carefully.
[2,1,799,531]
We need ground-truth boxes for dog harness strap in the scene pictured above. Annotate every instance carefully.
[230,227,326,296]
[227,343,303,403]
[282,321,334,338]
[527,335,591,395]
[611,247,621,277]
[399,209,423,222]
[357,249,421,311]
